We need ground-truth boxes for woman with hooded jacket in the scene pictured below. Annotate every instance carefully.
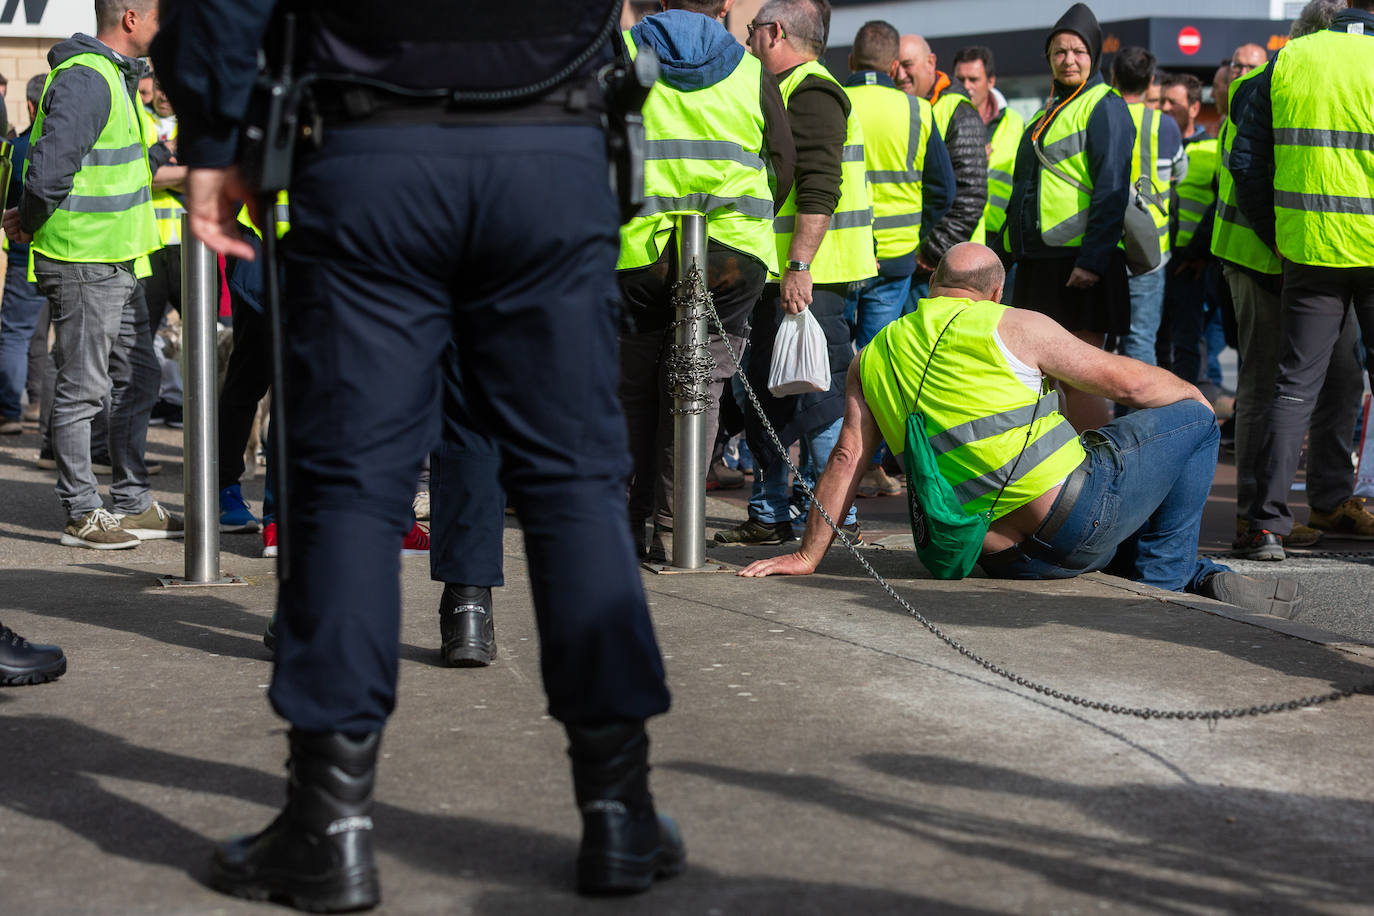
[1002,2,1135,432]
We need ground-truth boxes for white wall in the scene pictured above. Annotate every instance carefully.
[0,0,95,39]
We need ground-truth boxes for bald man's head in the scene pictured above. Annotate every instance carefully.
[896,34,937,97]
[1229,43,1267,75]
[930,243,1006,300]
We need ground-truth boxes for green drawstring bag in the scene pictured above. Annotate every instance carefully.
[889,307,1038,580]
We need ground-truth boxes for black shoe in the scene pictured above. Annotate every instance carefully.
[567,721,685,896]
[210,729,382,913]
[839,521,865,546]
[438,585,496,668]
[150,400,184,429]
[0,623,67,686]
[1232,528,1285,561]
[713,518,794,545]
[1198,570,1303,619]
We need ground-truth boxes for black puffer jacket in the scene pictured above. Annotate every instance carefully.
[918,76,988,267]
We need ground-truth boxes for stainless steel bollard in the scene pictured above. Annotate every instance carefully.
[671,214,708,570]
[179,215,220,583]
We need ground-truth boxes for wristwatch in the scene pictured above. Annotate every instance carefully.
[785,259,811,272]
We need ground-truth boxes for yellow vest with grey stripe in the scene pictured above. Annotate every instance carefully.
[843,74,932,261]
[859,296,1085,520]
[774,60,876,284]
[1030,81,1115,249]
[618,32,775,271]
[1270,24,1374,269]
[932,87,985,244]
[29,52,159,267]
[237,192,291,239]
[141,103,184,247]
[1211,65,1280,275]
[1126,100,1169,262]
[984,104,1023,237]
[1173,136,1217,250]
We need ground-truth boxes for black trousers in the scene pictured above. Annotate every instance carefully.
[268,122,670,734]
[1247,261,1374,534]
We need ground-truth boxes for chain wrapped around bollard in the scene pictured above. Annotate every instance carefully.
[664,263,715,417]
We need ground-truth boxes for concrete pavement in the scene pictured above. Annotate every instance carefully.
[3,424,1374,914]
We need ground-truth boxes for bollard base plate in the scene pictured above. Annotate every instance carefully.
[157,574,249,588]
[642,560,736,575]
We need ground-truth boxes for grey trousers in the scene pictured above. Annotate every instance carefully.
[1247,261,1374,535]
[35,255,159,519]
[1228,264,1363,517]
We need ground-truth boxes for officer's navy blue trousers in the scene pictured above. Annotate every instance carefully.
[429,340,505,588]
[271,123,671,734]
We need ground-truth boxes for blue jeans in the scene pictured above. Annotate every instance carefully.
[1165,261,1208,383]
[1203,302,1226,386]
[748,414,857,526]
[0,253,45,418]
[1121,262,1166,365]
[980,400,1224,593]
[844,273,911,350]
[901,277,931,317]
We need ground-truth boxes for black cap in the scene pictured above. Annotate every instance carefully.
[1045,3,1103,70]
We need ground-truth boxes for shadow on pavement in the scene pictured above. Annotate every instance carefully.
[0,715,987,915]
[668,757,1372,914]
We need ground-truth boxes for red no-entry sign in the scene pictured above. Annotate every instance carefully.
[1178,26,1202,56]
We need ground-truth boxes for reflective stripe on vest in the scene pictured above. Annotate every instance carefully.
[844,80,932,260]
[858,296,1086,520]
[618,29,777,271]
[1271,26,1374,268]
[141,104,183,246]
[237,191,291,239]
[983,105,1023,237]
[1127,101,1170,260]
[1211,66,1281,275]
[774,60,876,284]
[1174,137,1217,250]
[1031,81,1115,249]
[29,52,158,267]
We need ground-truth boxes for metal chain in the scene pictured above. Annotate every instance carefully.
[664,264,715,416]
[698,290,1374,720]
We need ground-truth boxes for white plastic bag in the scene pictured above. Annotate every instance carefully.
[1356,393,1374,498]
[768,309,830,396]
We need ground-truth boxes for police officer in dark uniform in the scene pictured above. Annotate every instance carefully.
[152,2,683,910]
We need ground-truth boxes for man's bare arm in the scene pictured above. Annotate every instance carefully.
[999,308,1212,412]
[740,357,884,577]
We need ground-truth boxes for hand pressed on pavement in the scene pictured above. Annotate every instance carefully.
[738,551,818,578]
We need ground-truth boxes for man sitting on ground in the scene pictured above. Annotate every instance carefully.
[741,242,1301,618]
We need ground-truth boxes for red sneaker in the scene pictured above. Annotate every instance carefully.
[402,522,430,556]
[262,521,278,558]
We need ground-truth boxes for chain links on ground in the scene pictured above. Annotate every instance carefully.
[694,283,1374,719]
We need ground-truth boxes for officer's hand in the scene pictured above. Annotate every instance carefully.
[1065,267,1099,289]
[780,268,812,314]
[738,551,818,578]
[3,207,30,245]
[185,167,258,261]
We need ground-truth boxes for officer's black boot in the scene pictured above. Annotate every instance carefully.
[211,729,381,913]
[438,584,496,667]
[0,621,66,686]
[567,720,685,895]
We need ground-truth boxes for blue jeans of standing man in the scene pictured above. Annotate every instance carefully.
[1121,261,1166,365]
[748,414,857,527]
[979,400,1223,592]
[0,252,45,419]
[35,255,159,520]
[844,273,911,350]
